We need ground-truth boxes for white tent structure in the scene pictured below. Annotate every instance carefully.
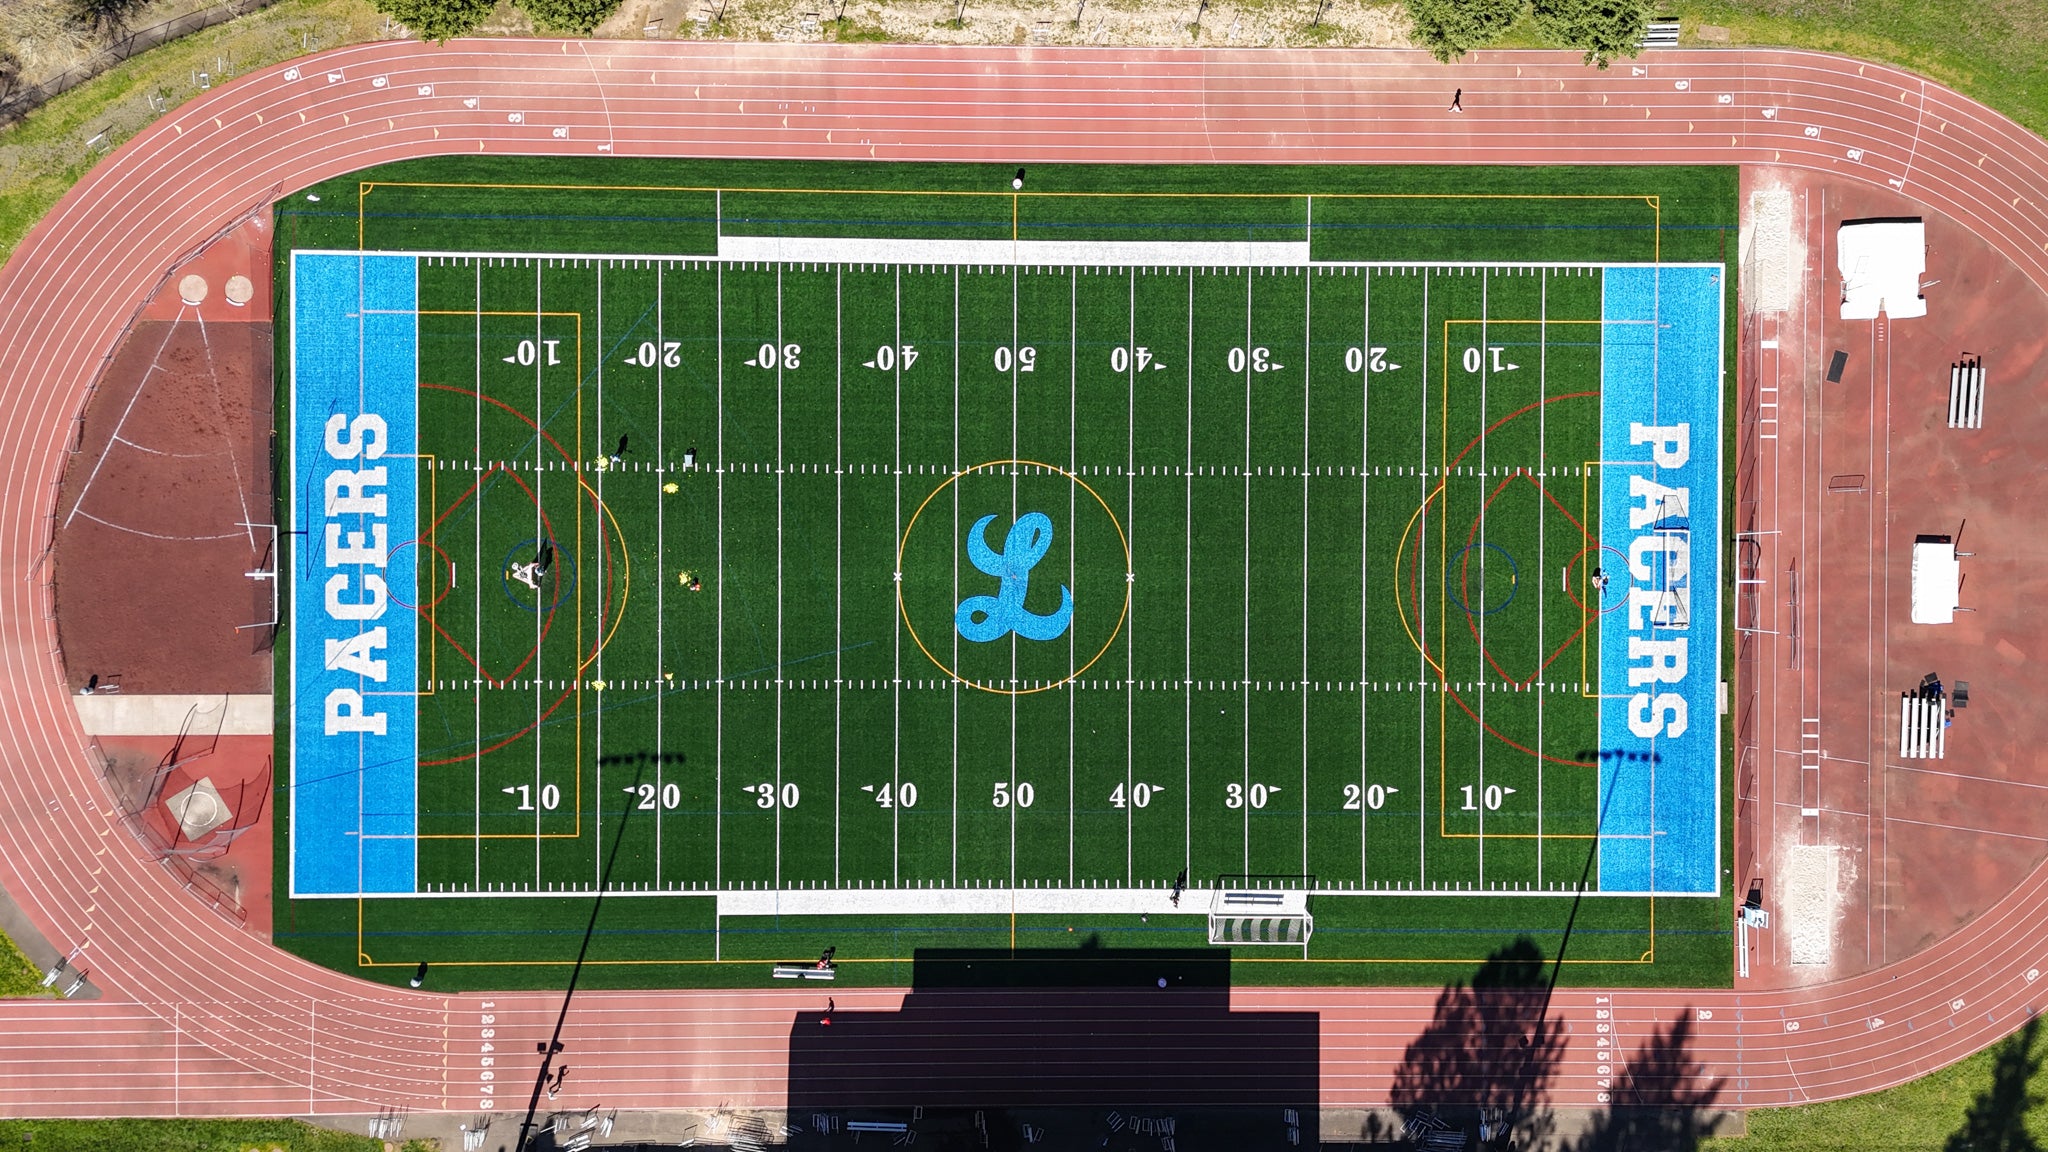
[1911,535,1960,624]
[1839,219,1927,319]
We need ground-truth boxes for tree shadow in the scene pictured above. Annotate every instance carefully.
[1381,936,1566,1150]
[1944,1017,2044,1152]
[1568,1012,1725,1152]
[783,942,1320,1150]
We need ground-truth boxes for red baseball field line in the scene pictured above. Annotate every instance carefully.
[415,463,567,684]
[0,39,2043,1116]
[1453,472,1585,689]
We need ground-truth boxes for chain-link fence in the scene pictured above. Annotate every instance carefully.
[0,0,284,127]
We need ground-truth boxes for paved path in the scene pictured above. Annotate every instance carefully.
[2,40,2046,1117]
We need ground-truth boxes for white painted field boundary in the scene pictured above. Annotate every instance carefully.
[718,886,1215,916]
[717,235,1312,266]
[301,247,1709,273]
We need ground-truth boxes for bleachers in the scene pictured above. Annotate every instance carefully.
[1949,356,1984,429]
[1900,691,1947,759]
[1642,18,1681,47]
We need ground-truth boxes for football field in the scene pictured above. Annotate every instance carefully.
[276,161,1735,989]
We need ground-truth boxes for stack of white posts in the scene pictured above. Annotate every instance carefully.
[1950,356,1984,429]
[1900,692,1947,759]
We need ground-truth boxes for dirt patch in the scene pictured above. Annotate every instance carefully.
[612,0,1414,49]
[52,286,276,695]
[1738,163,2048,985]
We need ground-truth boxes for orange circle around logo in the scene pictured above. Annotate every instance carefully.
[895,459,1132,696]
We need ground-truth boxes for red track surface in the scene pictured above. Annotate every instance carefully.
[3,41,2047,1117]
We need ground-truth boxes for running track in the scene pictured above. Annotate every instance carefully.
[1,41,2046,1117]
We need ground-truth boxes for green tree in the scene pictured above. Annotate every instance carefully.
[1530,0,1651,68]
[517,0,622,35]
[369,0,498,43]
[68,0,148,37]
[1404,0,1524,63]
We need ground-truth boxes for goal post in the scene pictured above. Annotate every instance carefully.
[1207,874,1314,946]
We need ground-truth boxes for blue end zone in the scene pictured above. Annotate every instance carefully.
[1597,265,1723,896]
[290,252,419,897]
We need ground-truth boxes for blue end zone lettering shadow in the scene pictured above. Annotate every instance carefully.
[290,252,419,897]
[1597,265,1723,897]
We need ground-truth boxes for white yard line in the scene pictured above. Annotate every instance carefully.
[944,267,953,884]
[534,258,545,886]
[714,257,725,953]
[1243,266,1253,875]
[1302,267,1312,880]
[656,261,667,888]
[1418,268,1430,889]
[474,258,484,886]
[720,236,1309,267]
[835,265,845,886]
[595,259,605,889]
[774,262,785,891]
[1009,265,1020,889]
[1478,267,1488,886]
[1121,267,1133,883]
[1361,268,1371,887]
[1184,272,1194,879]
[1537,269,1547,888]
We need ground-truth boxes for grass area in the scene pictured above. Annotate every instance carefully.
[5,0,2044,272]
[1490,0,2048,140]
[0,1118,382,1152]
[0,928,53,997]
[274,157,1735,991]
[1670,0,2048,142]
[1705,1018,2048,1152]
[0,0,385,263]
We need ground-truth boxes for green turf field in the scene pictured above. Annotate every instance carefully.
[274,159,1737,991]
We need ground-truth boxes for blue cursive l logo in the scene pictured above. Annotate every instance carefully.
[955,513,1073,642]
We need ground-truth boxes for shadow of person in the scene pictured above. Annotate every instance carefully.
[1568,1012,1725,1152]
[1388,936,1565,1150]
